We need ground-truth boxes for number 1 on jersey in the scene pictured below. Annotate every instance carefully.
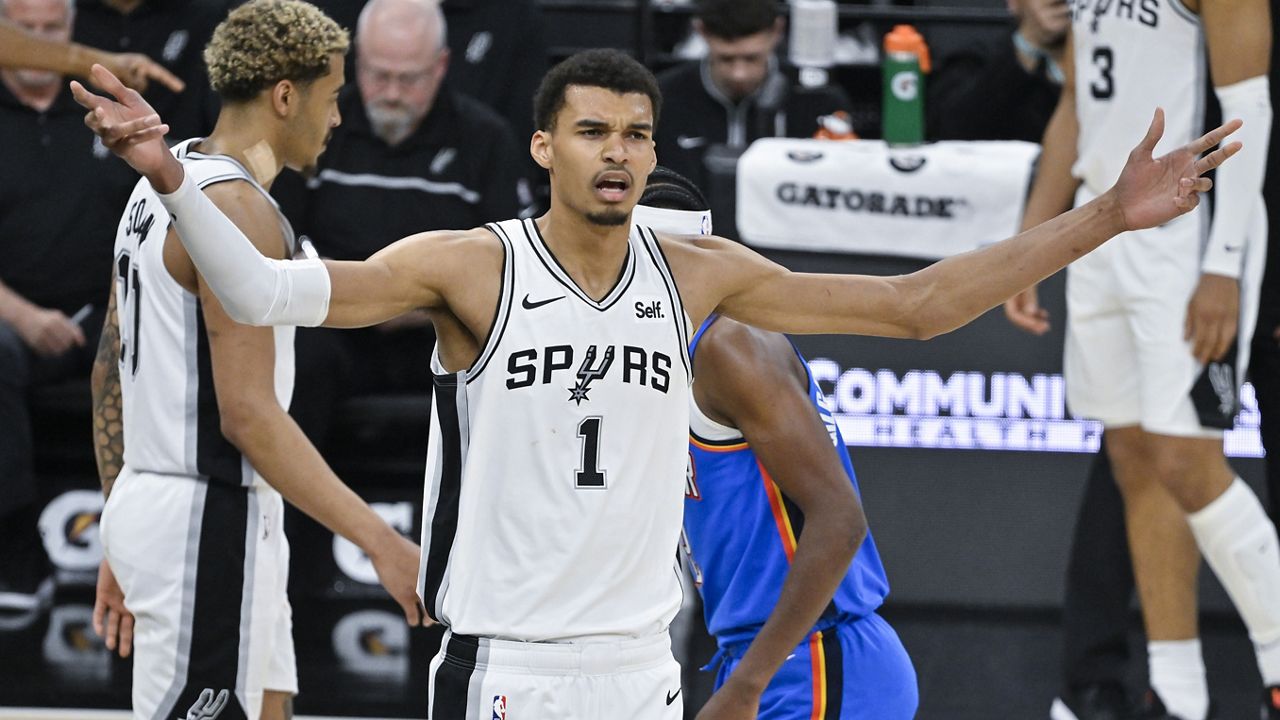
[576,417,607,489]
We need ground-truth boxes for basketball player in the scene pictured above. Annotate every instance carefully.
[1002,0,1278,716]
[86,3,424,719]
[74,47,1239,719]
[634,168,917,719]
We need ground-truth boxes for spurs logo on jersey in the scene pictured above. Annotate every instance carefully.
[419,218,691,641]
[113,138,298,487]
[1072,0,1161,32]
[504,343,673,402]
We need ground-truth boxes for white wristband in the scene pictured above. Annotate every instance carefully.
[157,171,332,327]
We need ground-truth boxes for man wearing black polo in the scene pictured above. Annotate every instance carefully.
[0,0,138,612]
[654,0,853,194]
[71,0,223,140]
[275,0,530,446]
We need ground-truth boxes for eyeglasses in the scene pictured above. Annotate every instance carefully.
[359,67,432,90]
[357,59,441,91]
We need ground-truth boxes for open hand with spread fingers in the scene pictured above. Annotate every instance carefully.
[1110,108,1243,232]
[69,63,185,193]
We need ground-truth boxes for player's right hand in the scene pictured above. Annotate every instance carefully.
[370,531,432,627]
[69,64,177,187]
[695,683,760,720]
[17,307,86,356]
[1004,285,1050,335]
[93,558,134,658]
[1185,272,1239,363]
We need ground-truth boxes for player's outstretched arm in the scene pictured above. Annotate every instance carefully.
[705,111,1242,340]
[70,64,453,331]
[692,320,866,720]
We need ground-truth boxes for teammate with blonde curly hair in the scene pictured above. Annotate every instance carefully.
[85,3,424,719]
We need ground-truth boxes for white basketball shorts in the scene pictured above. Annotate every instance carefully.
[427,629,683,719]
[100,468,296,720]
[1063,188,1219,438]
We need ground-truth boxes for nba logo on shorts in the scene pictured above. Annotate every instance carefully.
[491,695,507,720]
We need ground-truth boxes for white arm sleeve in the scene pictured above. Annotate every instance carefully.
[156,171,332,327]
[1201,75,1272,279]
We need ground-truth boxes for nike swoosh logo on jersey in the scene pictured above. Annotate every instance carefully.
[522,294,565,310]
[665,689,681,705]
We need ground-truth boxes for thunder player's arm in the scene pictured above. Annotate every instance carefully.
[0,20,182,93]
[1185,0,1272,363]
[1004,29,1080,335]
[90,277,124,497]
[692,319,867,715]
[169,180,428,626]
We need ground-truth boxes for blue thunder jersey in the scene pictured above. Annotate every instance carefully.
[684,317,890,648]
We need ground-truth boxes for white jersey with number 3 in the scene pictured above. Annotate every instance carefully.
[419,218,690,642]
[112,139,296,486]
[1071,0,1205,194]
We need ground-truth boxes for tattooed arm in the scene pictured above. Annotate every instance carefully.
[90,280,124,497]
[91,278,134,658]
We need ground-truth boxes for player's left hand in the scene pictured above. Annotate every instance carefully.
[93,558,134,658]
[1185,272,1239,364]
[1111,109,1242,232]
[695,683,760,720]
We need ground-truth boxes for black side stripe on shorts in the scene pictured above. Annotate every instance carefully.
[194,309,248,486]
[431,634,480,719]
[157,482,251,720]
[821,628,844,720]
[422,374,465,621]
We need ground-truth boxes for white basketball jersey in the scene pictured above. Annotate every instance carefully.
[1071,0,1205,194]
[113,139,296,487]
[420,218,691,641]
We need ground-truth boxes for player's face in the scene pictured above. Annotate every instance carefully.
[535,85,657,227]
[3,0,73,88]
[287,54,345,173]
[702,25,780,102]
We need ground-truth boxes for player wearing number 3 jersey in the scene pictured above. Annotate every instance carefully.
[1007,0,1279,717]
[76,35,1243,719]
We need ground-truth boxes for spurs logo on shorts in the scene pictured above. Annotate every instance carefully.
[183,689,229,720]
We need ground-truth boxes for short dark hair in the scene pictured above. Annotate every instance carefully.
[640,166,708,212]
[533,48,662,131]
[696,0,779,40]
